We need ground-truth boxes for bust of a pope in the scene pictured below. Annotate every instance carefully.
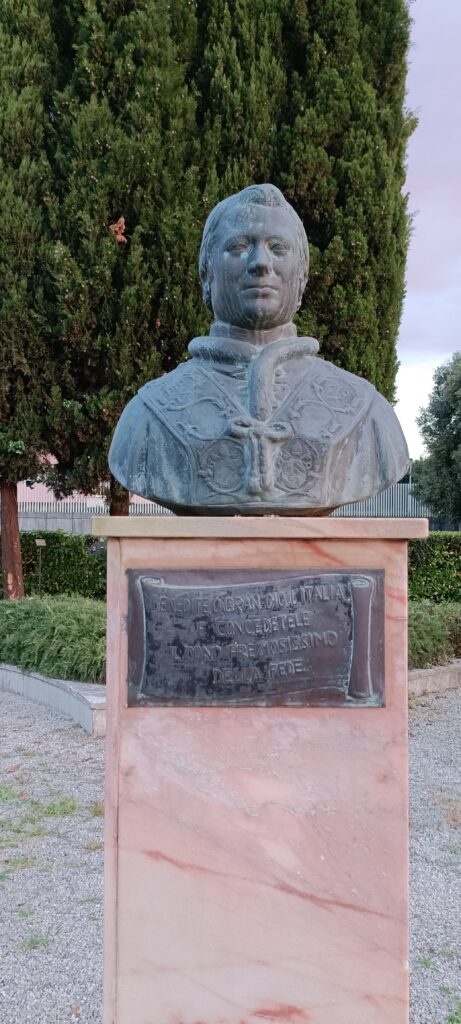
[109,184,409,515]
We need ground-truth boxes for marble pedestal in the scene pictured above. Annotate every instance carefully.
[94,516,428,1024]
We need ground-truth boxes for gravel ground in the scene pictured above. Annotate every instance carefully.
[1,688,460,1023]
[0,694,104,1023]
[409,689,461,1024]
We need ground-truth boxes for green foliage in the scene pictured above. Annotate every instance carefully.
[0,594,106,683]
[43,797,79,816]
[3,531,107,599]
[412,354,461,521]
[0,591,457,685]
[1,0,412,505]
[46,0,205,499]
[409,533,461,603]
[0,0,58,484]
[408,602,461,670]
[195,0,413,399]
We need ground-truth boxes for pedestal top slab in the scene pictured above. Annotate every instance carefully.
[93,514,428,540]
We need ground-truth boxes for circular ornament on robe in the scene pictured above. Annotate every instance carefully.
[312,378,359,413]
[197,438,244,494]
[292,399,338,439]
[276,437,319,492]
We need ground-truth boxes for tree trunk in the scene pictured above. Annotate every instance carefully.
[1,481,24,599]
[109,475,129,516]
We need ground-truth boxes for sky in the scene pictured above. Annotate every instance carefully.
[395,0,461,457]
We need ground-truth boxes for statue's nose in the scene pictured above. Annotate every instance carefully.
[248,243,271,276]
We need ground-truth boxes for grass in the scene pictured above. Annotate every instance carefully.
[0,818,48,849]
[418,954,435,969]
[43,797,79,817]
[89,800,104,818]
[0,855,36,882]
[3,855,36,871]
[433,795,461,829]
[441,984,461,1024]
[21,930,54,951]
[0,783,17,802]
[0,594,106,683]
[84,840,103,852]
[0,789,80,854]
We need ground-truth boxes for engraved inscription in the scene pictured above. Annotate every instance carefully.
[127,569,384,707]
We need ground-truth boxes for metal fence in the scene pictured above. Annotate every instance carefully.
[17,483,432,519]
[331,483,432,518]
[17,499,172,516]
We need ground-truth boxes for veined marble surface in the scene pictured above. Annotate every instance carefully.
[104,530,409,1024]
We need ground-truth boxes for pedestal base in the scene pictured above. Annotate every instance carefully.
[96,516,428,1024]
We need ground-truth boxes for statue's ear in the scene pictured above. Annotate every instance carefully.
[203,281,213,313]
[297,278,305,309]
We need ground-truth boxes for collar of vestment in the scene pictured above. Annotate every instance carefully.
[188,320,319,364]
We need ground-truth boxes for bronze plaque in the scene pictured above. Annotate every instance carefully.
[127,569,384,707]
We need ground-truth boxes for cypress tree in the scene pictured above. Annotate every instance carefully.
[0,0,57,596]
[195,0,288,200]
[47,0,202,511]
[194,0,413,400]
[16,0,411,523]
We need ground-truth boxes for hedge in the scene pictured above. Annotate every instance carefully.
[408,601,461,669]
[0,595,458,685]
[0,595,106,683]
[0,530,459,606]
[4,530,459,605]
[0,531,106,600]
[408,532,461,603]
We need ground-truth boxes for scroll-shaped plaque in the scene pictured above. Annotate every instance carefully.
[127,569,384,707]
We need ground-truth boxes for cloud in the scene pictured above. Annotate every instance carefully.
[399,283,460,356]
[398,0,461,357]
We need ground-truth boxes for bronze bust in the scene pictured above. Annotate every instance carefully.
[109,184,409,515]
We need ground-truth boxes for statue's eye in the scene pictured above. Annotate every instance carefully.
[227,241,248,254]
[270,241,289,255]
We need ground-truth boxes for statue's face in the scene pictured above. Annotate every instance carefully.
[209,204,301,330]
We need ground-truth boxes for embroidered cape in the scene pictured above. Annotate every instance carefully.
[109,326,409,515]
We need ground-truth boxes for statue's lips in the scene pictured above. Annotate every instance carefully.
[241,284,279,294]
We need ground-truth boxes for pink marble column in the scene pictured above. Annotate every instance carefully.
[96,516,428,1024]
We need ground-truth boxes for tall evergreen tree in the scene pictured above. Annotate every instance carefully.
[0,0,57,596]
[1,0,412,533]
[47,0,203,511]
[195,0,288,200]
[194,0,413,400]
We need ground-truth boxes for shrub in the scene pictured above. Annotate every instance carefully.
[0,594,458,683]
[408,533,461,603]
[0,595,106,683]
[408,601,461,670]
[8,529,460,607]
[9,531,107,600]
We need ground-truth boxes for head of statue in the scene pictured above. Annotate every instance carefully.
[199,184,309,331]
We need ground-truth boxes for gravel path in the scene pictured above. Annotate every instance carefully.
[0,694,104,1023]
[410,689,461,1024]
[1,688,460,1023]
